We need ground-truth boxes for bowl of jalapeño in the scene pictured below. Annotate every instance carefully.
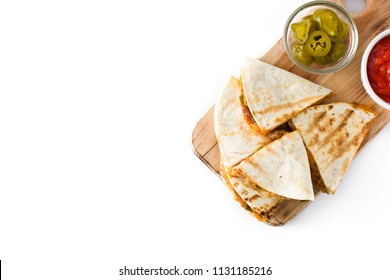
[283,1,358,74]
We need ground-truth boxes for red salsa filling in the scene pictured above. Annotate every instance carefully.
[367,36,390,102]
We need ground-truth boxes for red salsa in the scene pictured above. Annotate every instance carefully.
[367,36,390,102]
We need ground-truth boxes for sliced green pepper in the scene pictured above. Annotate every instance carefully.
[304,30,332,57]
[339,21,348,41]
[291,18,316,44]
[303,15,320,30]
[313,9,340,36]
[313,55,332,65]
[329,42,346,62]
[329,20,348,43]
[292,42,313,66]
[303,15,314,21]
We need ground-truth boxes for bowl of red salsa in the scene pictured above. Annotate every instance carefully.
[361,29,390,110]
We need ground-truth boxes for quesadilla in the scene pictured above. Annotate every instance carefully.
[214,76,286,168]
[233,130,315,201]
[289,103,376,194]
[240,58,332,134]
[220,165,282,222]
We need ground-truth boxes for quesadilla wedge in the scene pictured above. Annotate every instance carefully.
[240,58,332,134]
[289,103,376,194]
[233,130,315,201]
[221,165,282,222]
[214,76,287,168]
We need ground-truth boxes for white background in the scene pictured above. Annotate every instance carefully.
[0,0,389,279]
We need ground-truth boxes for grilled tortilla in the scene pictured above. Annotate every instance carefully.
[241,58,332,134]
[289,103,376,194]
[215,76,285,168]
[221,165,282,222]
[233,131,315,201]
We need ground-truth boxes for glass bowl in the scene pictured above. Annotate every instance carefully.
[283,1,358,74]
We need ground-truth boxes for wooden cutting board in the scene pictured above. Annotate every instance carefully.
[192,0,390,226]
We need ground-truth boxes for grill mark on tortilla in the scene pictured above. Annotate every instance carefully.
[325,120,371,166]
[247,194,260,202]
[264,145,276,156]
[341,157,351,176]
[274,114,294,127]
[306,111,328,147]
[253,202,280,219]
[313,111,327,124]
[328,116,336,127]
[253,96,317,115]
[314,109,354,151]
[308,133,320,148]
[245,156,265,174]
[233,169,259,192]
